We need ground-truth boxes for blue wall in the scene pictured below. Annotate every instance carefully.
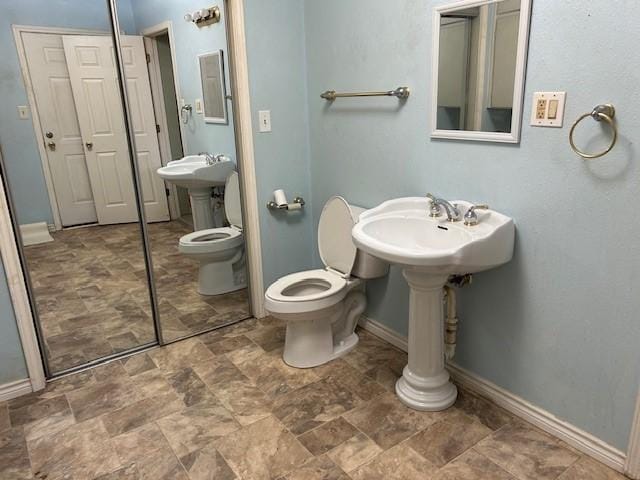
[0,0,135,226]
[304,0,640,450]
[243,0,315,287]
[0,261,27,384]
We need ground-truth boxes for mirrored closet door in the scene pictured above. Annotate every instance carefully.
[1,0,157,376]
[114,0,251,342]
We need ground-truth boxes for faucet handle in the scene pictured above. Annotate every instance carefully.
[463,204,489,226]
[426,193,442,217]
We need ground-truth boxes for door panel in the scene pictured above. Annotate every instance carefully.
[22,32,97,226]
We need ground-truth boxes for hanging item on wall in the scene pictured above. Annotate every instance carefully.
[184,6,221,27]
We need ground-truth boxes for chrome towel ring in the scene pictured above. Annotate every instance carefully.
[569,104,617,159]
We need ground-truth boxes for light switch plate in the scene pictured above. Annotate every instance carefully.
[258,110,271,133]
[194,99,203,114]
[530,92,566,127]
[17,106,29,120]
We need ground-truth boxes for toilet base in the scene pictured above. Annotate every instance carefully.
[197,255,246,296]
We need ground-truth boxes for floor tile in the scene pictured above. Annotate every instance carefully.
[474,422,579,480]
[148,338,215,373]
[0,403,10,433]
[121,353,157,377]
[272,377,361,435]
[66,374,142,422]
[279,455,349,480]
[102,392,185,437]
[193,356,248,388]
[8,395,70,428]
[344,391,439,449]
[167,367,217,407]
[111,423,170,465]
[0,427,32,480]
[157,399,240,458]
[350,443,438,480]
[179,444,237,480]
[326,432,382,472]
[408,412,493,467]
[202,334,254,355]
[131,368,175,398]
[27,418,121,480]
[215,416,311,480]
[297,417,360,456]
[455,388,514,431]
[557,456,627,479]
[431,449,516,480]
[94,463,140,479]
[246,323,286,352]
[213,379,273,426]
[22,408,76,443]
[315,359,386,401]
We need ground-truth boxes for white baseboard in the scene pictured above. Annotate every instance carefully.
[19,222,54,246]
[358,316,627,473]
[0,378,33,402]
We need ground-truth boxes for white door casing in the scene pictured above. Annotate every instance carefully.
[22,32,98,227]
[63,35,169,225]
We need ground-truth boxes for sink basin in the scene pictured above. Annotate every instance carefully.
[352,197,515,412]
[353,197,514,273]
[157,155,235,189]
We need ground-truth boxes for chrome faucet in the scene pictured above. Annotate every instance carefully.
[199,152,216,165]
[426,193,461,222]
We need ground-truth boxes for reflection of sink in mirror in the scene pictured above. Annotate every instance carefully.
[157,155,236,231]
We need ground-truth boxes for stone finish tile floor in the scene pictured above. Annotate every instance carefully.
[24,221,250,373]
[0,318,628,480]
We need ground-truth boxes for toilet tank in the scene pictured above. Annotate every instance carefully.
[349,205,390,279]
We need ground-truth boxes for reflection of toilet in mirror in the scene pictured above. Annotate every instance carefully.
[179,171,246,295]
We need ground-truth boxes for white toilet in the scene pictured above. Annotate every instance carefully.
[179,172,246,296]
[264,196,389,368]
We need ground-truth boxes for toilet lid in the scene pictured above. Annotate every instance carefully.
[318,196,357,277]
[224,172,242,228]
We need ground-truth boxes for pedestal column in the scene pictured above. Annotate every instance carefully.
[188,188,215,231]
[395,270,457,411]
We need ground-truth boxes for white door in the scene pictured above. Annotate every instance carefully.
[62,35,169,224]
[22,32,98,227]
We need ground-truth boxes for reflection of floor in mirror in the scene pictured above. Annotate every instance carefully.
[24,220,250,374]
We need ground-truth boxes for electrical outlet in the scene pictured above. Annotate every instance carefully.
[530,92,566,127]
[258,110,271,133]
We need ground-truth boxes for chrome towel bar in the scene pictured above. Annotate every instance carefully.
[569,104,617,159]
[320,86,410,101]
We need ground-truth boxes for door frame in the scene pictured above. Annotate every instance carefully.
[0,149,45,393]
[12,25,108,232]
[140,21,185,220]
[627,388,640,478]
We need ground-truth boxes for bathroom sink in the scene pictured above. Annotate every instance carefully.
[352,196,515,412]
[157,155,235,189]
[352,197,514,274]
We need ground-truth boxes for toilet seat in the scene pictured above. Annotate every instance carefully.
[265,269,349,314]
[179,226,243,254]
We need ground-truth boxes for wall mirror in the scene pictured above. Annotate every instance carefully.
[199,50,228,124]
[431,0,532,143]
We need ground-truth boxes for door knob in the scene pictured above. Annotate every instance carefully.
[47,141,56,151]
[85,142,93,151]
[45,131,54,139]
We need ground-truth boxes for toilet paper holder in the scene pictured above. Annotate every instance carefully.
[267,196,305,211]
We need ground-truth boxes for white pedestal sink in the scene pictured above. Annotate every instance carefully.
[352,197,514,411]
[157,155,235,231]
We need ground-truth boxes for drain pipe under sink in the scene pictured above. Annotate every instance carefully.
[443,274,472,361]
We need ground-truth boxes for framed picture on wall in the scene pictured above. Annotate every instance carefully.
[198,50,228,124]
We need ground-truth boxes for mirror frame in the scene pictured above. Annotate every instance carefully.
[198,49,229,125]
[430,0,532,144]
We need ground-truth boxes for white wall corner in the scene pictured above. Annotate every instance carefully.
[357,315,628,473]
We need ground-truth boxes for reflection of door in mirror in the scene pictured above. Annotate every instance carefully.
[199,51,228,124]
[434,0,526,139]
[6,3,159,376]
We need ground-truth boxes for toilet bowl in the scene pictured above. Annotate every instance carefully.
[265,196,389,368]
[179,172,246,296]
